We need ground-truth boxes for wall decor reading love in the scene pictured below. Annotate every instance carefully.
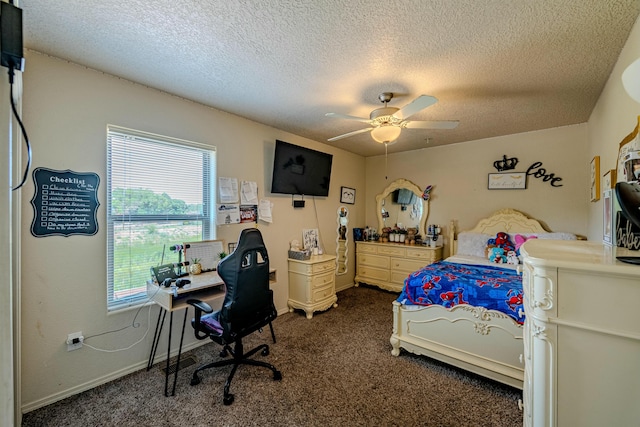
[526,161,563,187]
[491,155,563,189]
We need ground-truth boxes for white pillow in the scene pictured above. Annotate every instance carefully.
[447,254,519,270]
[536,232,577,240]
[510,232,577,241]
[456,232,492,257]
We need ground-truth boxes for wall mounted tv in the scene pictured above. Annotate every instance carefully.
[271,140,333,197]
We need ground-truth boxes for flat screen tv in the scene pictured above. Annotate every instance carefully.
[271,140,333,197]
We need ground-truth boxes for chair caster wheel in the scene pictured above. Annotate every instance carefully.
[223,394,234,405]
[190,375,201,386]
[261,347,269,357]
[273,370,282,381]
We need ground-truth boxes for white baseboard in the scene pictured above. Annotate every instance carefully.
[335,282,355,293]
[21,339,210,414]
[23,285,357,413]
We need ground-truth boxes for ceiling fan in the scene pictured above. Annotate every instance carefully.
[326,92,459,144]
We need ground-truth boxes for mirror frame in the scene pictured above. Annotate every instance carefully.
[336,206,349,275]
[376,178,429,237]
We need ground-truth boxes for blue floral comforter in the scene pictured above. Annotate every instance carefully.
[396,261,524,324]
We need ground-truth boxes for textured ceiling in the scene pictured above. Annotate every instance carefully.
[22,0,640,157]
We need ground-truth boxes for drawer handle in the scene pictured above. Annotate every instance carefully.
[518,399,524,411]
[519,354,524,364]
[518,308,525,318]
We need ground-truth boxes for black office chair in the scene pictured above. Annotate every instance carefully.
[187,228,281,405]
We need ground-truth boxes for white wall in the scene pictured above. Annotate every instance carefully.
[365,124,589,254]
[20,51,365,411]
[588,16,640,239]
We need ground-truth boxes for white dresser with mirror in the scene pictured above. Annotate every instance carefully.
[355,178,441,292]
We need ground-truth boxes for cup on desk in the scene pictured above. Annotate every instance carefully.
[312,247,319,256]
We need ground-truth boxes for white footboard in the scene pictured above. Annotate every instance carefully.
[390,301,524,389]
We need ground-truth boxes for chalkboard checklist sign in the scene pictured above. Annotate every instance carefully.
[30,167,100,237]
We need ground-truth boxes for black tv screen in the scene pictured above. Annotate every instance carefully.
[271,140,333,197]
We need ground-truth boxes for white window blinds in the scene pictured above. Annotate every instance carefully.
[106,125,216,311]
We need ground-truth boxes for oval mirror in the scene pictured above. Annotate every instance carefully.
[336,206,348,275]
[376,178,429,238]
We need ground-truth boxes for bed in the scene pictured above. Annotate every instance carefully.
[390,208,576,389]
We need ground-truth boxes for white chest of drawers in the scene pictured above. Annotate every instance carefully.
[520,240,640,427]
[355,241,442,292]
[287,254,338,319]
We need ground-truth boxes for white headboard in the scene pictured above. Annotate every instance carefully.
[448,208,548,256]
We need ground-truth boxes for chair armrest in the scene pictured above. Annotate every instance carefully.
[187,299,214,340]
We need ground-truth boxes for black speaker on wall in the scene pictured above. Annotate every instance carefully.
[0,1,24,71]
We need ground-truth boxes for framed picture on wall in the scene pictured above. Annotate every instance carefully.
[590,156,600,202]
[602,169,617,191]
[487,172,526,189]
[340,186,356,204]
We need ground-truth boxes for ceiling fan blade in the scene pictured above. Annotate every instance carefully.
[325,112,372,123]
[404,120,459,129]
[327,127,373,142]
[394,95,438,120]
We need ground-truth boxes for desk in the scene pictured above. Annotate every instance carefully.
[146,271,225,396]
[146,268,277,396]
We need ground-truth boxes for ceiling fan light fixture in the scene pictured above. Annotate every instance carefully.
[326,92,457,143]
[371,124,401,144]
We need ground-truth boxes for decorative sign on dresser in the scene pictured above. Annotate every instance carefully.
[520,239,640,427]
[287,254,337,319]
[355,241,442,292]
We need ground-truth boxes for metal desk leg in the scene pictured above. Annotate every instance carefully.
[170,308,189,396]
[164,311,174,397]
[147,308,166,371]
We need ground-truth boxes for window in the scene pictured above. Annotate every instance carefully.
[107,126,216,311]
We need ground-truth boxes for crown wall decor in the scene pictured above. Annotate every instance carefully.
[493,155,519,171]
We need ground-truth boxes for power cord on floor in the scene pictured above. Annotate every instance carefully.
[311,196,326,254]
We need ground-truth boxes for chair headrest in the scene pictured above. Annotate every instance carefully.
[218,228,268,279]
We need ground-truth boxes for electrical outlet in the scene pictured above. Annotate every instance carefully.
[66,331,83,351]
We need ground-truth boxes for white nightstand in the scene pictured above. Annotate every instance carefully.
[287,254,337,319]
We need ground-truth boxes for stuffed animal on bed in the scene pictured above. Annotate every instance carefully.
[488,246,505,263]
[506,250,519,265]
[514,234,537,256]
[486,232,517,264]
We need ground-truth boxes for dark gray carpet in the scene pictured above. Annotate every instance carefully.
[22,286,523,426]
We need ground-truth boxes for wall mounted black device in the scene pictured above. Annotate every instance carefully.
[0,1,24,72]
[292,194,305,208]
[2,1,30,192]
